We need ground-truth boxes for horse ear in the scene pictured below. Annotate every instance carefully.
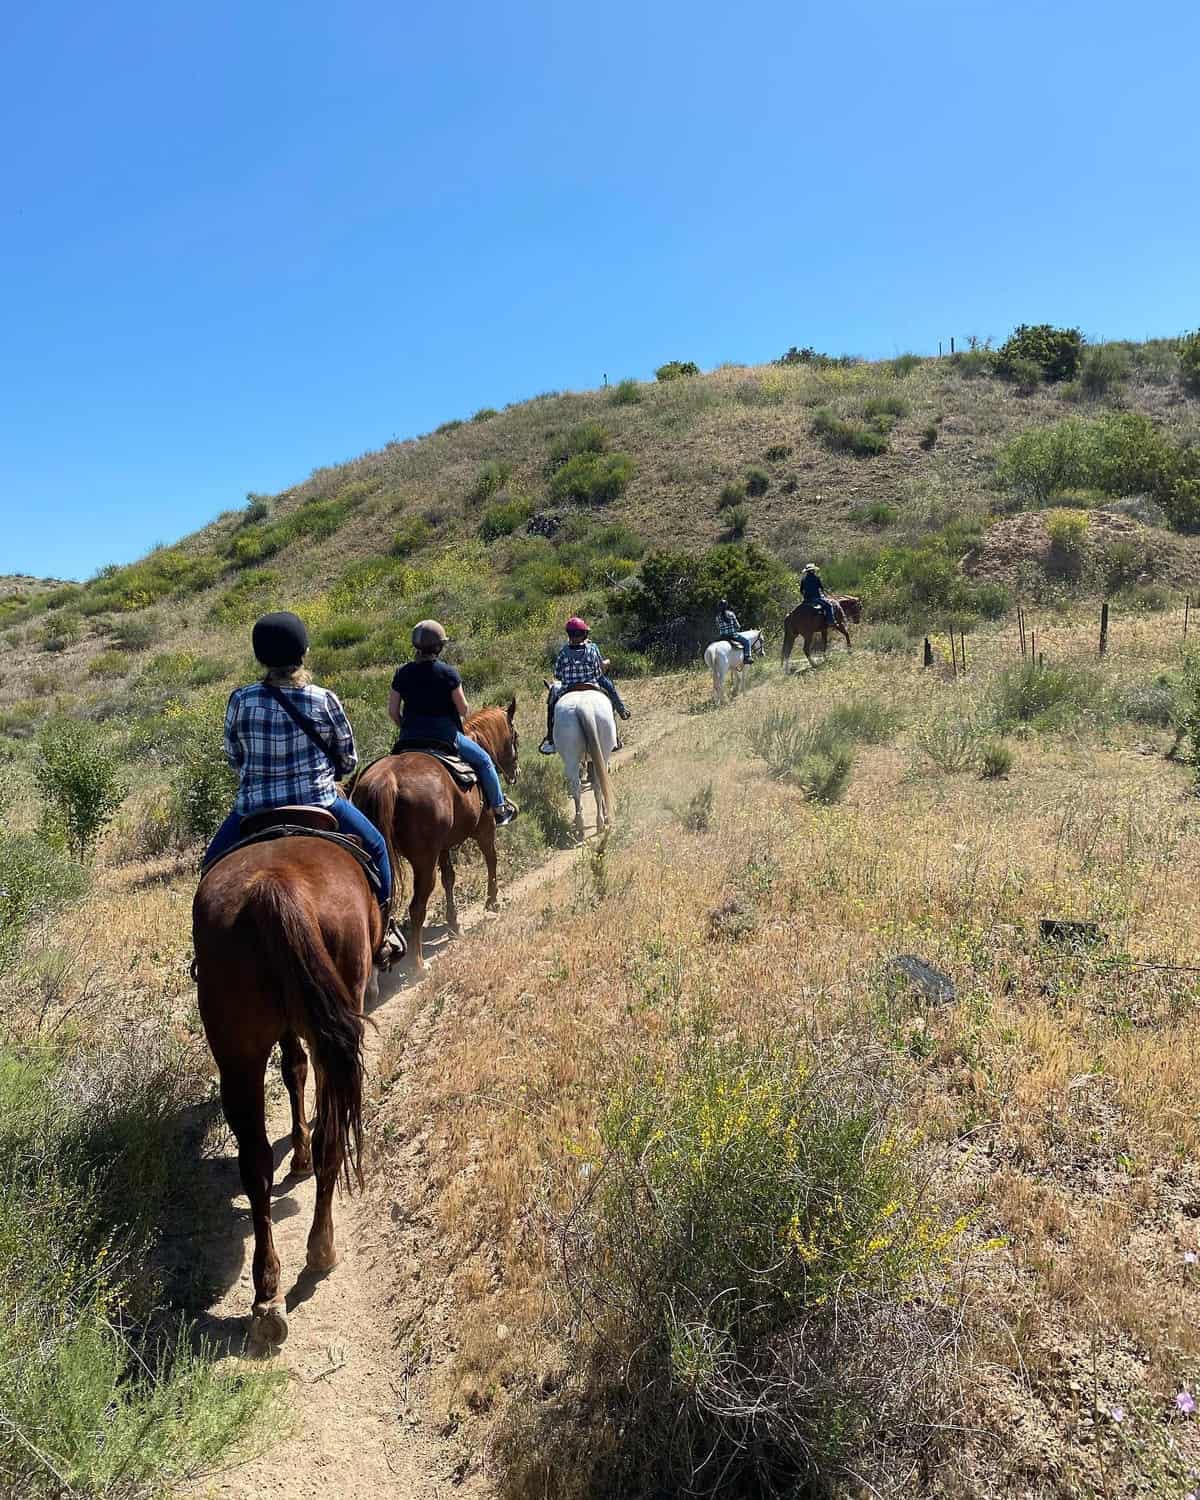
[506,696,517,720]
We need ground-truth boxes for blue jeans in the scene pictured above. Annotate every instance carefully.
[454,733,504,810]
[721,633,753,665]
[203,795,392,903]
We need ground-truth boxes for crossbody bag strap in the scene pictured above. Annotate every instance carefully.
[263,683,339,767]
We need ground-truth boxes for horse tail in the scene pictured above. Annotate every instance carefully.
[251,878,365,1188]
[581,706,614,826]
[781,612,797,664]
[352,765,405,909]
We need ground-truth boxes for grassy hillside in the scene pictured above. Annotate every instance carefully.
[3,332,1200,1497]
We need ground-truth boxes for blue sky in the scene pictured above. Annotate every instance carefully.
[1,0,1196,579]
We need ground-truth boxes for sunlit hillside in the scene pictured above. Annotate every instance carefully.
[4,332,1200,1499]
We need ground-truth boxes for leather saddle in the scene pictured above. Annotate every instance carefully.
[199,805,382,893]
[391,738,478,789]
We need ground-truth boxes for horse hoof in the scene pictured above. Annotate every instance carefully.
[485,899,500,914]
[250,1301,289,1347]
[290,1149,313,1178]
[307,1242,338,1274]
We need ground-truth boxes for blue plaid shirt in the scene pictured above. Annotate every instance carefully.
[554,640,605,686]
[224,682,357,815]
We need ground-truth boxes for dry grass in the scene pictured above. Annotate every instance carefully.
[357,612,1200,1496]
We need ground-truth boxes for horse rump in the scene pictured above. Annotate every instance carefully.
[250,879,365,1188]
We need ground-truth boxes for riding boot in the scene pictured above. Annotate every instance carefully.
[374,897,406,970]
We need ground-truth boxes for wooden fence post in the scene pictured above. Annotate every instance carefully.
[923,637,933,668]
[1186,595,1191,639]
[1018,605,1026,659]
[1099,600,1109,657]
[960,630,967,673]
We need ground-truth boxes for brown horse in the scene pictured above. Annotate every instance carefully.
[193,836,380,1346]
[781,595,862,668]
[352,701,519,972]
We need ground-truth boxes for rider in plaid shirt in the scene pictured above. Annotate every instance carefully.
[540,616,630,753]
[225,680,356,815]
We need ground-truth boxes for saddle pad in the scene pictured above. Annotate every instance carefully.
[391,740,478,789]
[199,826,382,893]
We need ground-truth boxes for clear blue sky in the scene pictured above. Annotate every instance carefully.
[2,0,1196,579]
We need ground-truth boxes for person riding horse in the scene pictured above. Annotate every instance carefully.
[715,598,754,665]
[540,616,630,755]
[388,619,519,825]
[202,610,405,966]
[801,563,839,625]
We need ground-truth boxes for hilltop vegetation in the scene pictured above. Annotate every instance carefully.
[3,329,1200,1497]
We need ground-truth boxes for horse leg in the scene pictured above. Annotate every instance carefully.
[279,1031,312,1177]
[782,626,795,669]
[408,858,436,972]
[306,1068,340,1274]
[836,620,852,651]
[220,1054,287,1344]
[439,849,459,935]
[803,632,814,667]
[474,821,500,912]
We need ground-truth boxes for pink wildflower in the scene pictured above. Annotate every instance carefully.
[1177,1390,1196,1416]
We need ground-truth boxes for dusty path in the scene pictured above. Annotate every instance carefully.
[188,701,693,1499]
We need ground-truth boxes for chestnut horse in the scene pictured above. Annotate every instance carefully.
[193,837,380,1347]
[781,595,862,668]
[352,701,519,972]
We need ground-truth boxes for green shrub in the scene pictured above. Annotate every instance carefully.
[1178,330,1200,396]
[1098,537,1147,591]
[1080,343,1131,397]
[209,569,278,623]
[41,612,82,653]
[1002,355,1042,391]
[718,480,747,508]
[548,423,608,471]
[112,614,160,651]
[1045,507,1089,578]
[852,501,897,528]
[862,393,908,426]
[78,547,218,614]
[392,517,432,556]
[811,408,888,457]
[765,443,792,462]
[949,347,996,379]
[609,378,642,405]
[87,650,131,679]
[997,323,1082,383]
[314,617,371,650]
[919,422,939,450]
[744,466,770,497]
[472,406,498,422]
[547,452,634,505]
[993,661,1106,729]
[1177,654,1200,780]
[435,417,466,435]
[171,733,238,845]
[503,1033,957,1498]
[0,834,89,971]
[615,543,796,647]
[516,754,575,848]
[892,353,922,376]
[241,493,271,525]
[655,360,700,381]
[721,503,750,539]
[479,496,534,541]
[822,699,901,745]
[996,411,1173,505]
[35,728,128,859]
[749,706,857,800]
[1118,580,1170,612]
[470,460,512,504]
[866,622,911,655]
[979,739,1013,778]
[915,714,984,773]
[1120,675,1178,727]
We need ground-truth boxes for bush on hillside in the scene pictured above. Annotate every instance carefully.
[1178,330,1200,396]
[765,443,793,461]
[997,324,1083,383]
[811,408,889,457]
[435,418,465,435]
[745,466,770,497]
[719,480,747,508]
[547,452,634,505]
[1080,343,1131,397]
[470,461,511,504]
[721,502,750,539]
[498,1033,959,1497]
[862,393,909,427]
[995,411,1172,505]
[0,833,89,972]
[472,407,498,422]
[655,360,700,381]
[1003,356,1043,392]
[1045,508,1089,579]
[87,649,131,679]
[392,516,432,556]
[547,423,608,472]
[35,727,128,859]
[479,496,534,541]
[949,347,996,379]
[609,378,642,405]
[993,661,1107,730]
[614,542,796,648]
[892,353,922,376]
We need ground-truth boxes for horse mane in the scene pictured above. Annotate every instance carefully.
[464,705,510,760]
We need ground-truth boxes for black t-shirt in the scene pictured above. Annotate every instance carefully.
[391,659,463,732]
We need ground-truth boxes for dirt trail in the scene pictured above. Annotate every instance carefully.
[190,701,693,1500]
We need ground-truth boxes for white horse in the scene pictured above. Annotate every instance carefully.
[553,688,617,842]
[703,628,765,706]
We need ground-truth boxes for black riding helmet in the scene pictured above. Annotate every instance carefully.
[252,611,309,669]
